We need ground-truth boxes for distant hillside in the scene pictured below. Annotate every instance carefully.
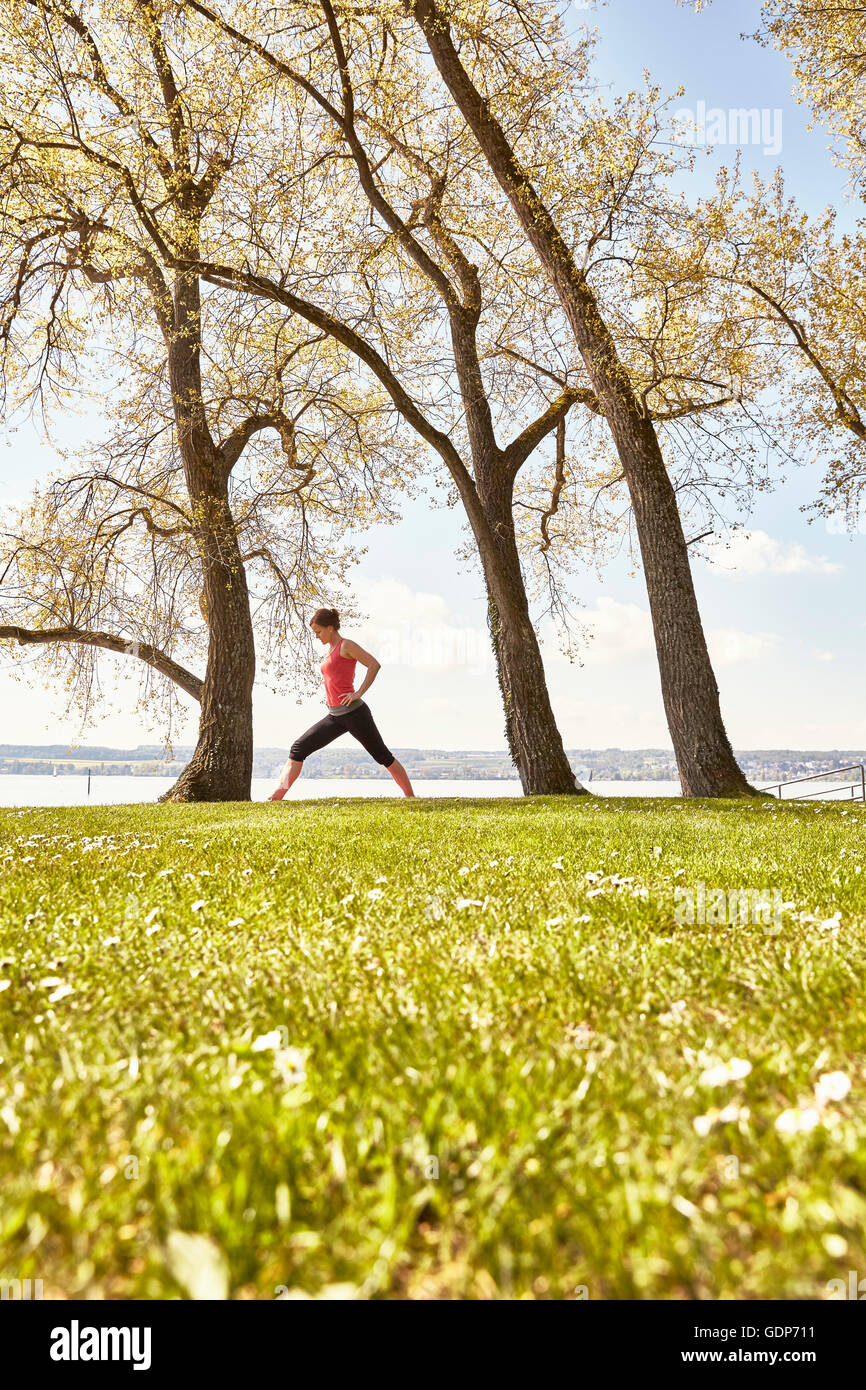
[0,745,863,783]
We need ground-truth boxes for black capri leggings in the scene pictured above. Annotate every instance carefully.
[289,703,394,767]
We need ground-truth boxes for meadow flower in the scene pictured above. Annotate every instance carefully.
[814,1071,851,1106]
[775,1105,821,1134]
[718,1103,749,1124]
[191,900,206,913]
[251,1029,284,1052]
[818,912,842,931]
[698,1058,752,1087]
[366,888,385,901]
[165,1231,229,1301]
[273,1048,308,1087]
[693,1103,749,1135]
[822,1234,848,1258]
[455,898,484,909]
[1,1104,21,1136]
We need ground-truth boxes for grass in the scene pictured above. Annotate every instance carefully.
[1,792,865,1300]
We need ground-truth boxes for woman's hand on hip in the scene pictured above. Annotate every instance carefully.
[338,690,358,706]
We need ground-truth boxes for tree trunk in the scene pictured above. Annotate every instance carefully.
[159,486,255,802]
[159,242,257,803]
[411,0,756,797]
[615,414,752,796]
[475,492,586,796]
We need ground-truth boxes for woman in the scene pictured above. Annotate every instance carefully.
[269,607,415,799]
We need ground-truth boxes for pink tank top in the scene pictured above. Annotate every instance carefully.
[321,641,357,708]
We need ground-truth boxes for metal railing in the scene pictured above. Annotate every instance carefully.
[761,763,866,803]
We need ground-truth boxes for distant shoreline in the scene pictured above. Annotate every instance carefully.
[1,745,864,784]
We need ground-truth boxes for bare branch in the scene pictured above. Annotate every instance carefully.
[0,625,203,701]
[539,414,567,553]
[501,386,591,477]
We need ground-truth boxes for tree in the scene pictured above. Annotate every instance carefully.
[697,179,866,527]
[181,0,595,793]
[757,0,866,198]
[0,0,401,799]
[747,2,866,519]
[683,2,866,525]
[182,0,780,796]
[402,0,758,796]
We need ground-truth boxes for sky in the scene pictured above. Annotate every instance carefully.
[2,0,865,755]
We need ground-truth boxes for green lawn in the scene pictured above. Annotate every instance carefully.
[1,794,864,1300]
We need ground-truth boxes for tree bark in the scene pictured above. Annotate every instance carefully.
[441,260,584,794]
[410,0,755,798]
[159,258,256,803]
[473,485,585,795]
[619,416,751,796]
[158,483,255,802]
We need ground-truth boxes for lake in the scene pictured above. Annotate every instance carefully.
[0,774,685,805]
[0,775,857,806]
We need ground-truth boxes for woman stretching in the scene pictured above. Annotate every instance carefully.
[269,607,415,800]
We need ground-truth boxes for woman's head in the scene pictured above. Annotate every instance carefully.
[310,607,340,644]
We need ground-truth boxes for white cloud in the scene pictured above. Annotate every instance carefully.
[352,576,491,672]
[707,628,780,666]
[700,529,841,576]
[578,597,654,663]
[353,576,454,630]
[574,597,776,670]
